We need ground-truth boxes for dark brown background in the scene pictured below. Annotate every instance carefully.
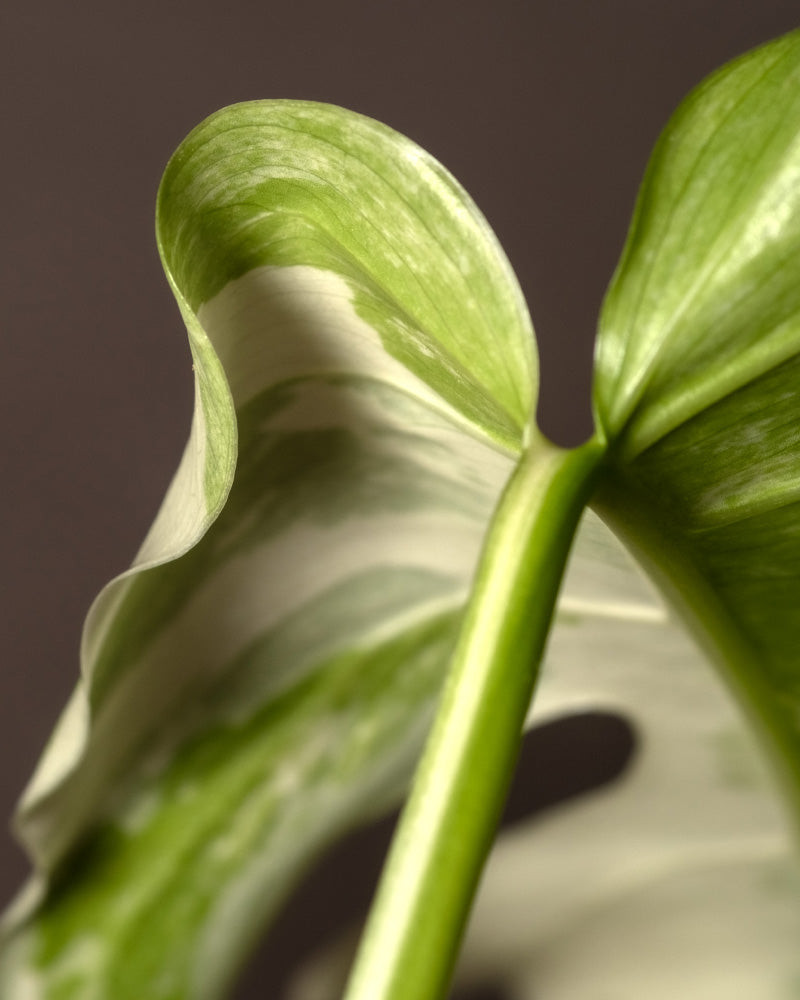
[2,2,799,996]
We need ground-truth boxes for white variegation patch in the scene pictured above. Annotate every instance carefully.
[197,264,510,448]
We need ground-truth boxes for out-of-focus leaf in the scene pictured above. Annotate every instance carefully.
[289,514,800,1000]
[287,513,800,1000]
[459,513,800,1000]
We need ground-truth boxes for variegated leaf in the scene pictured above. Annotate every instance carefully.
[0,102,535,999]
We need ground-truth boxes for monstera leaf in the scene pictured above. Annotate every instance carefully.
[0,101,536,999]
[4,26,800,1000]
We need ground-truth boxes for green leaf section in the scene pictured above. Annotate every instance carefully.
[593,28,800,819]
[596,28,800,456]
[158,100,536,452]
[0,103,535,998]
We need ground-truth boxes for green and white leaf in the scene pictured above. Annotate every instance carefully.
[289,513,800,1000]
[7,25,800,1000]
[0,102,535,998]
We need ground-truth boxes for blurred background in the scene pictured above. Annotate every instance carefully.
[2,2,799,996]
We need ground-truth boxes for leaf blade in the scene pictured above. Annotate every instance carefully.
[158,100,537,449]
[1,101,536,999]
[595,28,800,457]
[592,28,800,831]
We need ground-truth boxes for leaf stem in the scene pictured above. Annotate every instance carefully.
[342,431,605,1000]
